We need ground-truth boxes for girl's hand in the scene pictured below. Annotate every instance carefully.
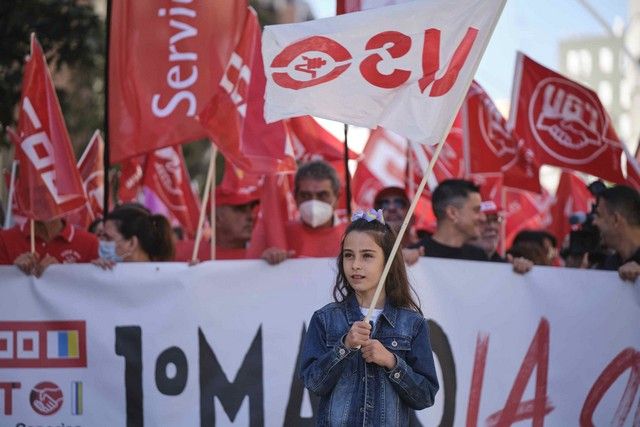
[344,321,371,349]
[92,257,116,270]
[361,339,396,370]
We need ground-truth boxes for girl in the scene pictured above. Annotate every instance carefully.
[300,209,439,426]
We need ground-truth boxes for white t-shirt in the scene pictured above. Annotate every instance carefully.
[360,307,383,324]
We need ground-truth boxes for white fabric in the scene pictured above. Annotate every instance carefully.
[360,306,383,324]
[0,259,638,425]
[262,0,506,143]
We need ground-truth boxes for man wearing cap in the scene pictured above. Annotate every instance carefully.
[255,160,347,265]
[373,186,423,265]
[0,218,99,276]
[174,187,259,261]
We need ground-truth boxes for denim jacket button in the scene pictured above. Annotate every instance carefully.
[339,348,346,357]
[391,340,398,347]
[393,372,401,379]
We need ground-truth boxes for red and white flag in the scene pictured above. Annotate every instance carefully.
[263,0,506,144]
[337,0,407,14]
[463,81,541,192]
[198,8,296,174]
[108,1,247,162]
[13,34,86,221]
[118,157,145,203]
[548,171,593,246]
[510,53,625,183]
[504,187,553,249]
[287,116,357,163]
[66,131,105,228]
[143,146,201,237]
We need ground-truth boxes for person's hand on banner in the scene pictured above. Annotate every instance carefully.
[14,252,40,276]
[507,254,534,275]
[618,261,640,282]
[92,257,116,270]
[261,247,295,265]
[35,254,59,277]
[402,247,424,266]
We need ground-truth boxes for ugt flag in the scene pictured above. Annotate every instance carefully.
[509,53,625,183]
[262,0,506,144]
[14,34,86,220]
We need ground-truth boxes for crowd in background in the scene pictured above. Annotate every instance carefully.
[1,159,639,283]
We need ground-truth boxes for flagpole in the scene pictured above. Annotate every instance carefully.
[210,147,217,260]
[103,0,112,217]
[364,135,448,322]
[30,219,35,254]
[191,147,216,263]
[343,124,352,217]
[4,160,18,229]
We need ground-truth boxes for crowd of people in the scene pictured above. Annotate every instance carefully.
[1,159,639,283]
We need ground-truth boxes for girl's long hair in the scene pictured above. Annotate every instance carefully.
[333,218,421,314]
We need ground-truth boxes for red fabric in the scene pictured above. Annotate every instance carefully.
[285,221,348,258]
[108,0,247,162]
[66,131,105,228]
[118,157,145,203]
[173,239,252,261]
[464,81,541,192]
[198,8,295,174]
[511,53,625,183]
[471,173,504,211]
[216,159,261,206]
[0,222,98,265]
[13,35,86,220]
[143,146,201,237]
[504,188,553,249]
[287,116,357,163]
[548,171,593,246]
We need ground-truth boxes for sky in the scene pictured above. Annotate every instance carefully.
[305,0,632,189]
[307,0,629,103]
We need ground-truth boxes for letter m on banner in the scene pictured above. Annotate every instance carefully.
[262,0,506,145]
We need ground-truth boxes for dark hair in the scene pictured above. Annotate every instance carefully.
[88,218,103,234]
[294,160,340,196]
[512,230,557,248]
[432,179,480,220]
[598,185,640,227]
[106,205,175,261]
[333,218,421,313]
[507,241,547,265]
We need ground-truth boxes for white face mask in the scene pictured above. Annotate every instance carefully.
[299,200,334,228]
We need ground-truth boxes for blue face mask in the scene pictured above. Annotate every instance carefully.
[99,240,123,262]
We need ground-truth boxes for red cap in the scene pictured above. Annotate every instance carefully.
[215,186,260,206]
[480,200,499,214]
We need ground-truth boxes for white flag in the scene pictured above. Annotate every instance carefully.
[262,0,505,144]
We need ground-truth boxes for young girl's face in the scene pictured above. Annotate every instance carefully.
[342,231,386,301]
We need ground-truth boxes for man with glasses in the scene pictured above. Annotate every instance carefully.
[469,201,505,262]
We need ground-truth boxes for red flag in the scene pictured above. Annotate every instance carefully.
[109,1,247,162]
[504,187,553,249]
[464,81,541,192]
[287,116,357,163]
[118,157,144,203]
[510,53,625,183]
[198,8,295,174]
[337,0,410,14]
[13,34,86,220]
[143,146,201,237]
[216,159,262,205]
[66,131,105,228]
[548,171,594,246]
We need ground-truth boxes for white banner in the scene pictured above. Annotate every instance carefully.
[262,0,506,144]
[0,258,638,426]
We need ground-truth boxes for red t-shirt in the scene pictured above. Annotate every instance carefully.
[0,223,99,265]
[173,239,252,261]
[284,220,347,258]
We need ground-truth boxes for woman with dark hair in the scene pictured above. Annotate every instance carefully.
[95,204,174,265]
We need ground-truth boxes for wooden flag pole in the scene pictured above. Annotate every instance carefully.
[30,219,35,254]
[343,124,352,217]
[210,146,218,260]
[4,160,18,229]
[363,136,448,323]
[191,148,216,263]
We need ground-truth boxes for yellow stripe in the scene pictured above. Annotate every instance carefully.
[67,330,79,358]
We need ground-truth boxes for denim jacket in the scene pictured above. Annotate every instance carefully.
[300,294,439,426]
